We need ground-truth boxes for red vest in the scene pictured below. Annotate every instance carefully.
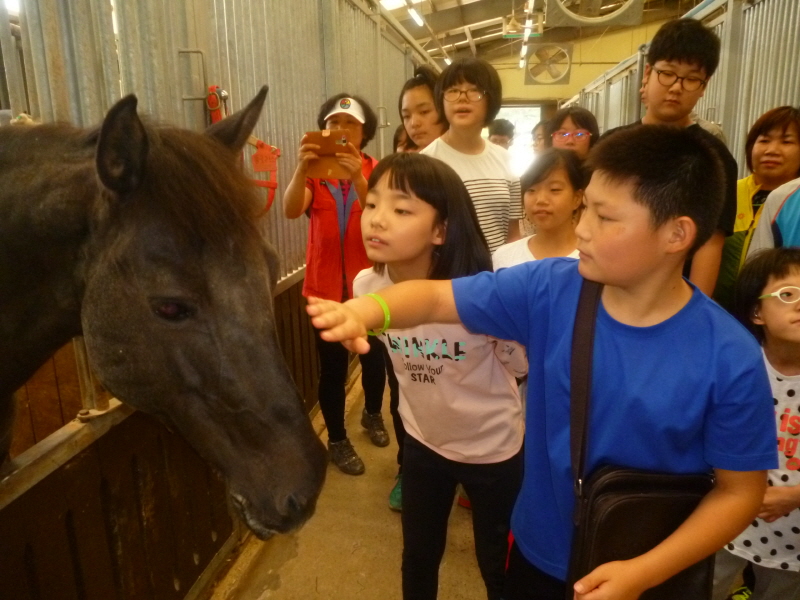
[302,154,377,301]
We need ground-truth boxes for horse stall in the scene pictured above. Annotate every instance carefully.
[0,1,417,598]
[0,274,317,600]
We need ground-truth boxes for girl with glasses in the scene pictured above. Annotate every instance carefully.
[545,106,599,161]
[421,57,523,253]
[712,247,800,600]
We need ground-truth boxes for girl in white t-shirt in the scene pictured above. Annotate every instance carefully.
[492,148,586,271]
[312,152,524,600]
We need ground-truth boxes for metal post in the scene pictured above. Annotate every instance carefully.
[717,0,744,143]
[632,43,647,122]
[0,1,27,114]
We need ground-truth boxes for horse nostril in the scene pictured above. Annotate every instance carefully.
[284,493,305,519]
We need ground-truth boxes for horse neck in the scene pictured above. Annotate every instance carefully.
[0,133,94,397]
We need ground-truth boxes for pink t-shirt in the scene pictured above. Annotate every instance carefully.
[354,268,524,464]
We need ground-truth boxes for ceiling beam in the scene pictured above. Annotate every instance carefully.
[464,27,477,55]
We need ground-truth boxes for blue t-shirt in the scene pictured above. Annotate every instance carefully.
[452,258,777,581]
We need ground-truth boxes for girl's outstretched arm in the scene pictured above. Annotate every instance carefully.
[307,279,459,353]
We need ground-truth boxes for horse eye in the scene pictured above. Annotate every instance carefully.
[152,300,195,322]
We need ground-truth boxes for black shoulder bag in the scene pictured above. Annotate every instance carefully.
[566,279,715,600]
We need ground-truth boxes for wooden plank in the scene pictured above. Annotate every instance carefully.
[160,426,214,591]
[96,415,158,600]
[24,356,64,443]
[9,388,36,458]
[52,342,83,422]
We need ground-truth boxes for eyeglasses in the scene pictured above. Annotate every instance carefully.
[552,129,591,141]
[443,88,485,103]
[758,286,800,304]
[654,69,707,92]
[533,135,546,143]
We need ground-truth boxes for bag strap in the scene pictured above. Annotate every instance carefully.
[570,278,603,524]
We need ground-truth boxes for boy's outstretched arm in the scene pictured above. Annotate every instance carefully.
[307,280,459,354]
[573,468,766,600]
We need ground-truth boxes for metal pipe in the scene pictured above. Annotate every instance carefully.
[373,2,440,71]
[633,43,646,122]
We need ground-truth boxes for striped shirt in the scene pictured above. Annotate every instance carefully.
[422,138,522,253]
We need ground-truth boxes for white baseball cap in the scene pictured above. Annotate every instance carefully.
[324,97,366,124]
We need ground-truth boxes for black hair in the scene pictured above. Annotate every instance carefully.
[646,18,721,78]
[545,107,600,149]
[316,93,378,150]
[587,124,724,255]
[435,57,502,126]
[745,106,800,175]
[398,65,444,125]
[733,248,800,342]
[520,148,587,194]
[488,118,515,138]
[393,124,417,152]
[366,152,492,279]
[532,120,548,136]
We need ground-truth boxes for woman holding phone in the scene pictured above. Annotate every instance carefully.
[284,94,389,476]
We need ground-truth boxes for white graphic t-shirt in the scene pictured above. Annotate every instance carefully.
[492,236,579,271]
[354,268,524,464]
[421,138,522,253]
[726,353,800,571]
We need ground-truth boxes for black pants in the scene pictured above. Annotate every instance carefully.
[382,344,405,470]
[401,436,523,600]
[503,541,567,600]
[314,329,385,443]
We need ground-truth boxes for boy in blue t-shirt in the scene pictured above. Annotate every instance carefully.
[308,126,777,600]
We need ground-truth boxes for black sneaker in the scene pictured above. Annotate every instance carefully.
[328,438,365,475]
[361,409,390,447]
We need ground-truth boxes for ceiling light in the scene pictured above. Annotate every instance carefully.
[519,58,526,69]
[444,57,452,65]
[520,44,527,58]
[408,7,424,27]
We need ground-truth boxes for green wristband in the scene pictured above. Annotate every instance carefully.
[365,293,390,336]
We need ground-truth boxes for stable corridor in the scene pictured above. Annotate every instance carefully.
[210,366,486,600]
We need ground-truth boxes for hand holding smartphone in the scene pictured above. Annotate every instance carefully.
[305,129,351,179]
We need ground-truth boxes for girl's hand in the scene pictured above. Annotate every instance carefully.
[306,297,372,354]
[757,485,800,522]
[573,560,650,600]
[297,134,321,174]
[335,142,365,182]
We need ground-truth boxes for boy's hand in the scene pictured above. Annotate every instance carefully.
[306,297,372,354]
[758,485,800,522]
[573,560,650,600]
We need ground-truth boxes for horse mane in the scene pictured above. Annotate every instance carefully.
[0,117,264,259]
[127,121,264,255]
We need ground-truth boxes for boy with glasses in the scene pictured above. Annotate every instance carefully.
[604,18,738,299]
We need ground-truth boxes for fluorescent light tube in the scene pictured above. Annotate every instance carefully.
[408,7,424,26]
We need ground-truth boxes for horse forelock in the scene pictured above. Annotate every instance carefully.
[126,124,265,259]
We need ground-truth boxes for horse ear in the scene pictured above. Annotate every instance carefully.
[96,95,149,195]
[206,85,268,152]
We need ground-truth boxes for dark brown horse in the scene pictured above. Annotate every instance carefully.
[0,88,326,539]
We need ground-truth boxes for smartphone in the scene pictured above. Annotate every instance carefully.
[305,129,351,179]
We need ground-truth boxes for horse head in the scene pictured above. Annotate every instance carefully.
[78,89,326,538]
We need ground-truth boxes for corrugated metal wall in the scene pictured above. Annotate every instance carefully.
[569,0,800,178]
[726,0,800,172]
[15,0,416,279]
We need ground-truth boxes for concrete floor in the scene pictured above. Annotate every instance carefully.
[210,368,487,600]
